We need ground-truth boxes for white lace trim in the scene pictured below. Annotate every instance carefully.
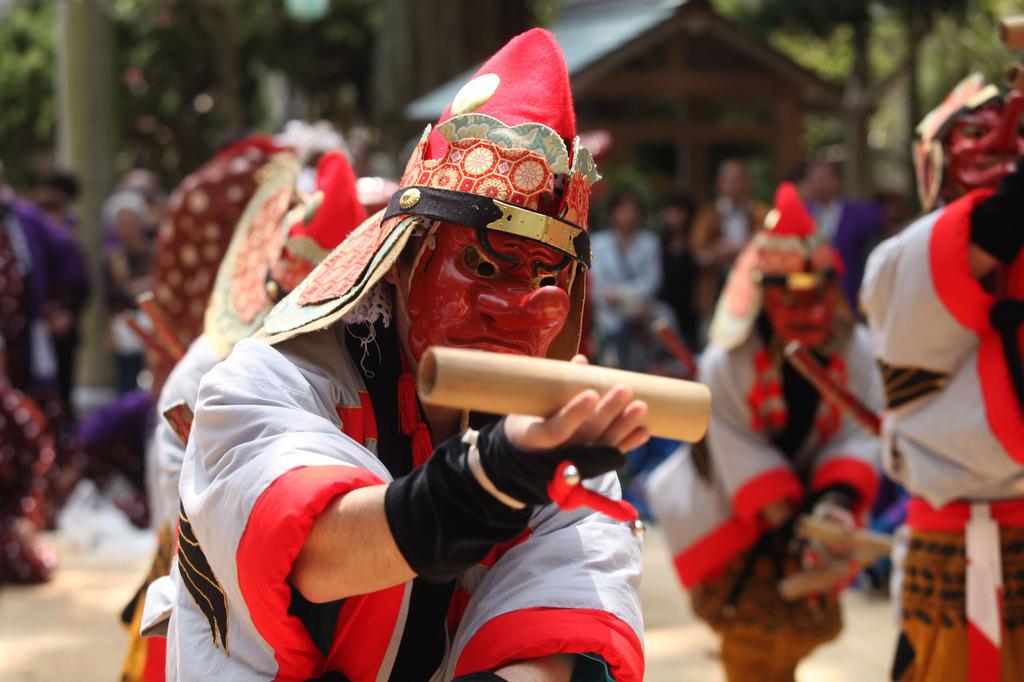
[341,282,392,376]
[341,282,392,327]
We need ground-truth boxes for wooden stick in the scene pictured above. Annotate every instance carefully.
[797,516,893,561]
[124,314,179,367]
[651,317,698,377]
[784,341,881,436]
[1000,16,1024,50]
[1007,64,1024,91]
[137,292,188,359]
[778,561,853,601]
[162,400,194,447]
[418,346,712,443]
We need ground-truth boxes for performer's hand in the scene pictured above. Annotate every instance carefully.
[761,500,794,528]
[504,355,649,454]
[471,355,650,506]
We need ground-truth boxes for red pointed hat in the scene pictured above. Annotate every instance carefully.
[709,182,843,348]
[288,151,367,249]
[428,28,575,156]
[262,29,599,360]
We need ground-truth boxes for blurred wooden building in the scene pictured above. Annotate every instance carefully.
[405,0,841,199]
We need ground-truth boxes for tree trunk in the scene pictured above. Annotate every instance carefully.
[905,12,926,207]
[55,0,118,401]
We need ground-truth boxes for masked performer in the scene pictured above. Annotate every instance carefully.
[914,73,1024,213]
[862,104,1024,681]
[0,335,57,585]
[647,183,882,682]
[120,135,293,682]
[162,30,645,681]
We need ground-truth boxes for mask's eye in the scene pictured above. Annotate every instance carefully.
[462,244,498,278]
[960,125,986,138]
[538,275,558,287]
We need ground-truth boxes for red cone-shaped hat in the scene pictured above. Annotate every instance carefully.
[289,150,367,249]
[429,28,576,158]
[766,182,816,238]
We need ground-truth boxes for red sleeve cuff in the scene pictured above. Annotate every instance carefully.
[929,190,995,332]
[811,457,878,515]
[236,464,383,679]
[674,517,760,587]
[732,468,803,524]
[455,607,645,682]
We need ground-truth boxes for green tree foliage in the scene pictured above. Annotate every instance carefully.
[0,0,377,187]
[112,0,378,183]
[0,1,55,186]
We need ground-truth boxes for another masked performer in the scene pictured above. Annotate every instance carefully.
[162,30,645,681]
[862,119,1024,678]
[119,135,292,682]
[1,164,89,520]
[914,73,1024,213]
[0,335,58,585]
[647,184,882,682]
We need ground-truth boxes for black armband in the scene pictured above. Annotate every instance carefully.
[383,425,532,584]
[475,418,624,506]
[970,165,1024,265]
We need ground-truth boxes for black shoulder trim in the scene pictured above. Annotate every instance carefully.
[879,360,948,409]
[178,503,229,653]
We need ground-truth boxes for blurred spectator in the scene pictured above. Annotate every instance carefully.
[0,161,88,400]
[874,189,915,239]
[803,160,884,308]
[33,170,80,232]
[32,170,90,415]
[691,159,767,321]
[657,193,698,348]
[590,188,662,370]
[77,389,154,528]
[117,169,164,232]
[103,191,154,394]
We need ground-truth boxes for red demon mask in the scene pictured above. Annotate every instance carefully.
[915,75,1024,210]
[404,224,574,360]
[945,93,1024,197]
[710,183,844,350]
[762,283,835,349]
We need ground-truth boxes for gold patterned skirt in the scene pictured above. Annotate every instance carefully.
[893,526,1024,681]
[690,549,842,682]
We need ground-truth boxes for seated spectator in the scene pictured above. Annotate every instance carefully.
[691,159,768,325]
[103,191,154,394]
[657,193,698,348]
[590,188,662,370]
[803,159,884,308]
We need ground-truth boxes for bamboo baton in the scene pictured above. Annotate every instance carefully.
[417,347,712,443]
[999,16,1024,50]
[784,341,881,436]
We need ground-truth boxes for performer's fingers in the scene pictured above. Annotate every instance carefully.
[529,389,599,447]
[616,427,650,454]
[573,385,634,443]
[598,399,648,449]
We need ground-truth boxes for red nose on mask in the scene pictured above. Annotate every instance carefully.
[987,91,1024,152]
[474,285,570,331]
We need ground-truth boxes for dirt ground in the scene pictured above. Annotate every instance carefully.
[0,526,896,681]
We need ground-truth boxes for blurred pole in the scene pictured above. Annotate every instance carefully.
[55,0,117,403]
